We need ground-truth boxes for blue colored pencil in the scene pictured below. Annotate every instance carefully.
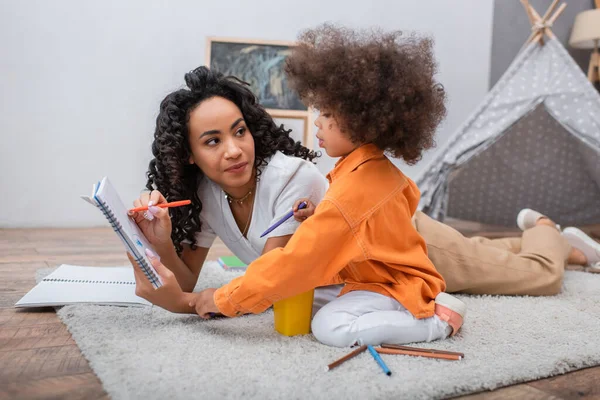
[260,201,307,238]
[367,345,392,376]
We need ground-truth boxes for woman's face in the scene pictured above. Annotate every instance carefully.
[187,96,255,191]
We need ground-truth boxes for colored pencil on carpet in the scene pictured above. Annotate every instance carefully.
[367,345,392,376]
[381,343,465,358]
[326,345,367,371]
[377,347,462,361]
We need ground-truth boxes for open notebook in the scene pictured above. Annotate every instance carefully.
[81,177,162,288]
[15,264,151,307]
[15,177,163,308]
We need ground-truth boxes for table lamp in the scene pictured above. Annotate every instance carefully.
[569,0,600,83]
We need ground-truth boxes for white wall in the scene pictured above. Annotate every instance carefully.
[0,0,494,227]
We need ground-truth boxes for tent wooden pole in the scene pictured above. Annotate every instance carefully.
[540,3,566,40]
[541,0,560,22]
[531,2,565,43]
[524,31,538,45]
[531,32,543,46]
[589,40,600,83]
[529,3,545,43]
[529,5,543,21]
[548,3,567,25]
[520,0,537,25]
[521,0,542,45]
[530,2,546,46]
[520,1,565,46]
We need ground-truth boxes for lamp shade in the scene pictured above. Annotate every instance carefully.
[569,8,600,49]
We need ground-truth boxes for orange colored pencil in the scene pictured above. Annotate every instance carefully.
[376,347,462,361]
[381,343,465,358]
[129,200,191,213]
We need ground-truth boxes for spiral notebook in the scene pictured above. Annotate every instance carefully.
[15,178,161,308]
[15,264,151,307]
[81,177,162,288]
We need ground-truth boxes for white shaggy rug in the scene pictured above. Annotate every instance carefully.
[41,262,600,399]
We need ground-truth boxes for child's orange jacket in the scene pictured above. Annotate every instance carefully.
[214,144,446,318]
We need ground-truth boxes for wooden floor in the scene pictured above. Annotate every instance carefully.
[1,226,599,400]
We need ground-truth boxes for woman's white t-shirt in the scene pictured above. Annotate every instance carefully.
[192,152,328,264]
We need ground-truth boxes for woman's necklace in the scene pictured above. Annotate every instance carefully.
[240,196,254,237]
[224,184,256,237]
[224,187,254,205]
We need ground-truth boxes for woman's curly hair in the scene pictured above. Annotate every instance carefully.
[285,24,446,164]
[147,66,318,253]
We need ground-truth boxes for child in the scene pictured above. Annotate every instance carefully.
[132,29,600,343]
[180,24,466,348]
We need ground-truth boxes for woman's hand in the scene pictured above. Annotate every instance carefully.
[293,198,316,222]
[189,289,219,319]
[128,190,173,251]
[127,249,193,313]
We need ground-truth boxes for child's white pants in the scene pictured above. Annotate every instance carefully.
[311,289,451,348]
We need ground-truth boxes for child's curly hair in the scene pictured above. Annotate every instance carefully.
[285,24,446,164]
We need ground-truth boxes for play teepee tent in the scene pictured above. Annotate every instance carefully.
[418,0,600,227]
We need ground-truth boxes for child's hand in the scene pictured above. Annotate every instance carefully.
[189,289,219,319]
[293,198,315,222]
[127,249,193,313]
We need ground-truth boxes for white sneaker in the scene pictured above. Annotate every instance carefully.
[562,227,600,267]
[516,208,560,231]
[434,292,466,337]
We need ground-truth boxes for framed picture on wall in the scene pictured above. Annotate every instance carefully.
[205,37,312,147]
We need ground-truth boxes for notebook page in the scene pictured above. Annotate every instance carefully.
[94,177,162,288]
[15,265,150,307]
[47,264,135,282]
